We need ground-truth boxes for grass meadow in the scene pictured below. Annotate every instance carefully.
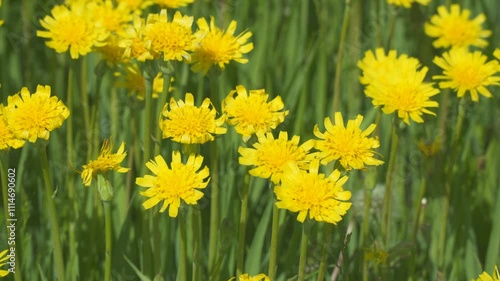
[0,0,499,280]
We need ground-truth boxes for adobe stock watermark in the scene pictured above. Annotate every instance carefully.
[6,168,17,274]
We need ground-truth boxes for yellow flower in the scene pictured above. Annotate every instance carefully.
[114,62,172,100]
[495,48,500,71]
[228,273,270,281]
[358,49,440,124]
[96,34,127,65]
[358,48,420,86]
[191,17,253,76]
[116,0,152,11]
[37,3,108,59]
[472,266,500,281]
[160,93,226,144]
[3,85,70,143]
[222,85,288,141]
[0,105,25,150]
[136,151,210,217]
[0,249,10,277]
[119,15,154,61]
[88,0,132,34]
[0,0,4,26]
[424,4,491,49]
[152,0,194,8]
[387,0,429,8]
[274,160,352,224]
[81,139,130,187]
[433,48,500,102]
[238,131,315,184]
[313,112,383,170]
[143,10,197,61]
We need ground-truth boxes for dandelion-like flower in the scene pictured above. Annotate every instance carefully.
[238,131,315,184]
[433,48,500,102]
[358,49,440,124]
[116,0,152,12]
[143,10,197,61]
[152,0,194,8]
[472,266,499,281]
[96,34,127,65]
[314,112,383,170]
[88,1,132,34]
[0,249,10,277]
[81,139,129,186]
[0,105,25,150]
[114,62,172,100]
[424,4,491,49]
[160,93,226,144]
[3,85,69,143]
[387,0,429,8]
[136,151,210,217]
[191,17,253,75]
[228,273,270,281]
[37,3,108,59]
[274,160,352,224]
[223,85,288,141]
[119,16,154,61]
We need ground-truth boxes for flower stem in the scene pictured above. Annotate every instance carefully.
[439,97,467,266]
[236,173,251,278]
[38,144,66,281]
[79,57,91,160]
[143,69,154,168]
[268,200,280,280]
[332,0,351,113]
[192,206,202,281]
[409,177,427,281]
[153,62,173,157]
[381,119,400,248]
[298,222,310,281]
[179,215,188,281]
[317,223,333,281]
[103,201,112,281]
[208,76,220,274]
[385,6,397,50]
[362,187,372,281]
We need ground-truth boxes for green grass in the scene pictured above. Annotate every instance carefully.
[1,0,499,280]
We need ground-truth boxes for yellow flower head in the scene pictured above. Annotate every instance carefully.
[433,48,500,102]
[228,273,270,281]
[0,249,10,277]
[238,131,316,184]
[143,10,196,61]
[223,85,288,141]
[358,49,440,125]
[313,112,383,170]
[96,34,127,65]
[274,160,352,224]
[119,15,154,61]
[37,3,109,59]
[0,105,25,150]
[160,93,226,144]
[81,139,130,187]
[424,4,491,49]
[191,17,253,76]
[3,85,69,143]
[472,266,500,281]
[114,62,172,100]
[88,0,133,34]
[136,151,210,217]
[387,0,429,8]
[152,0,194,8]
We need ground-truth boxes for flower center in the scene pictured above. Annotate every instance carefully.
[449,62,485,90]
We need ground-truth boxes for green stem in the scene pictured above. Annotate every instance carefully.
[103,201,112,281]
[409,177,427,281]
[192,207,202,281]
[385,6,397,50]
[111,87,118,142]
[298,222,310,281]
[143,69,154,169]
[152,212,162,275]
[332,0,351,113]
[79,58,91,160]
[362,187,372,281]
[38,144,66,281]
[381,119,400,248]
[439,97,467,267]
[268,202,280,280]
[1,155,10,241]
[317,223,333,281]
[153,63,173,157]
[236,173,251,278]
[208,77,220,274]
[179,216,188,281]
